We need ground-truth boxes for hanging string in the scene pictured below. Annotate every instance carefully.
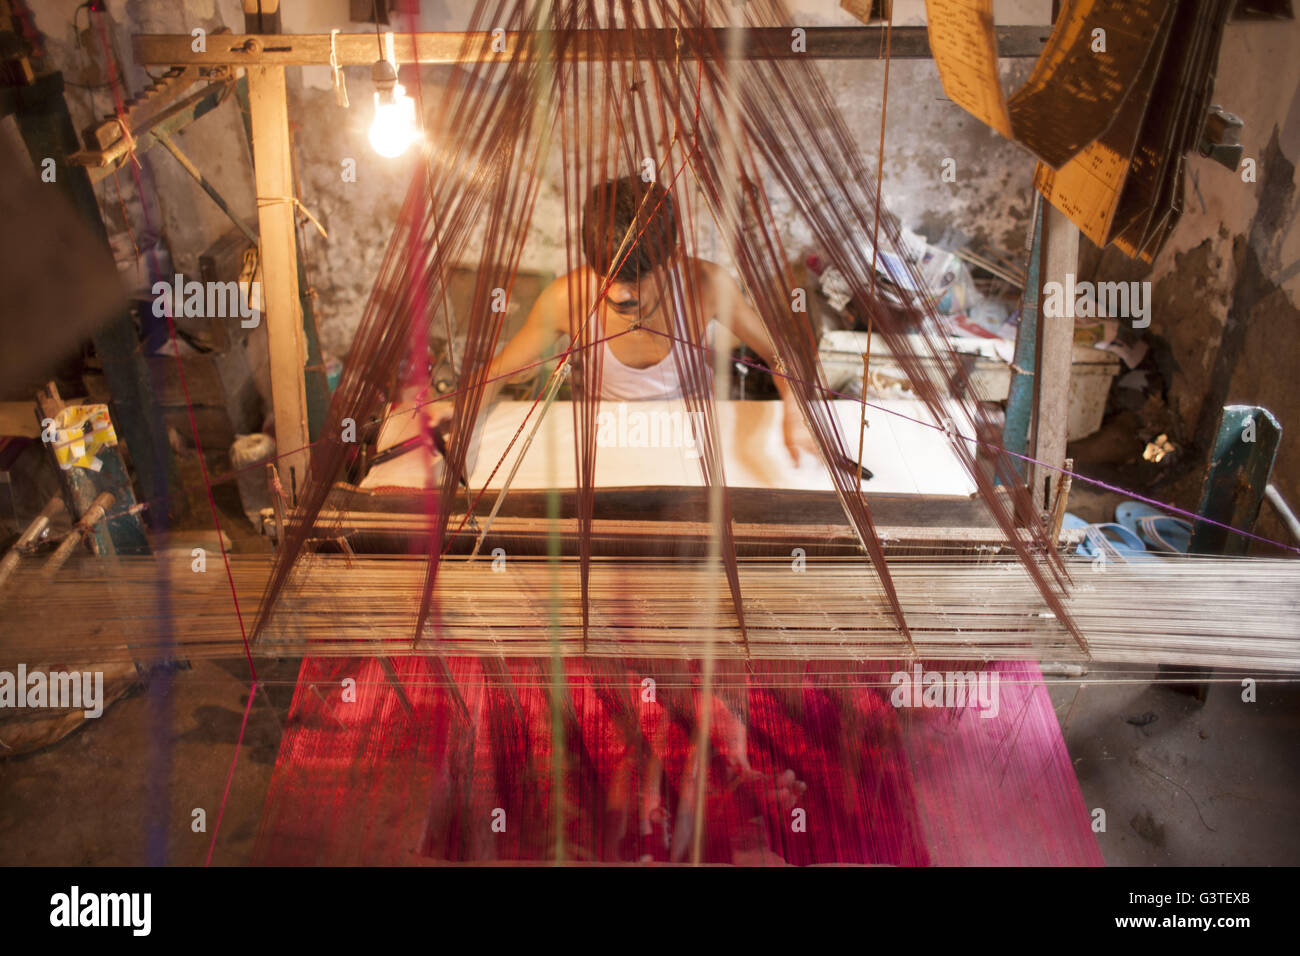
[256,195,328,239]
[91,5,257,868]
[329,28,350,108]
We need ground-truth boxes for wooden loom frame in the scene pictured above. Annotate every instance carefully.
[132,16,1082,540]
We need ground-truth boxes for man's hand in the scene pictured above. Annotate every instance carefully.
[781,399,818,466]
[421,399,455,435]
[374,398,453,458]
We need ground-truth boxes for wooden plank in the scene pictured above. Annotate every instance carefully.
[247,66,310,499]
[134,26,1049,68]
[0,402,40,438]
[1032,203,1079,511]
[336,485,995,527]
[291,486,1033,555]
[274,510,1051,558]
[71,79,236,183]
[9,555,1298,672]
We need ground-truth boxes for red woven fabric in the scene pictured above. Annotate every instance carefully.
[254,657,1100,866]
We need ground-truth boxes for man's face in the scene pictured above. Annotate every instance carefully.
[603,268,663,318]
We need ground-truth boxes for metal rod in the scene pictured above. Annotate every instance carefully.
[155,131,261,245]
[1265,484,1300,544]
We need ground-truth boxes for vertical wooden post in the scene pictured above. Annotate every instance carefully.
[1191,406,1281,556]
[1032,204,1079,512]
[242,0,281,34]
[1002,194,1044,484]
[247,66,311,498]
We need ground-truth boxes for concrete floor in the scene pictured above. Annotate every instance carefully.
[0,659,293,866]
[1051,673,1300,865]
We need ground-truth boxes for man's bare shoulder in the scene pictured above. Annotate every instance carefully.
[538,265,608,332]
[547,266,605,296]
[537,267,596,330]
[686,256,721,282]
[686,257,739,293]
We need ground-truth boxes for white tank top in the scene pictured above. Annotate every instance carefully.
[600,337,685,400]
[596,268,713,401]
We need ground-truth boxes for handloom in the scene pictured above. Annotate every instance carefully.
[250,0,1086,657]
[24,0,1298,866]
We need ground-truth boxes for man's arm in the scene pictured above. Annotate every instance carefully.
[427,275,570,424]
[699,260,817,464]
[482,277,570,404]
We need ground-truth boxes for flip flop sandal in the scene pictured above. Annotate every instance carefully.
[1116,499,1166,535]
[1136,514,1193,554]
[1116,500,1193,554]
[1079,522,1158,563]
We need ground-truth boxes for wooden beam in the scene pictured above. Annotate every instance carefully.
[134,25,1049,67]
[247,66,310,499]
[68,78,234,182]
[0,401,41,438]
[268,510,1061,558]
[242,0,281,35]
[1032,204,1079,512]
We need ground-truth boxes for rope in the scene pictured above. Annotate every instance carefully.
[257,195,328,239]
[115,116,141,168]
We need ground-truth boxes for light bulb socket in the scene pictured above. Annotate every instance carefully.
[371,58,398,95]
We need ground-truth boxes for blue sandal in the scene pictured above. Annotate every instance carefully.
[1063,514,1157,563]
[1116,500,1193,554]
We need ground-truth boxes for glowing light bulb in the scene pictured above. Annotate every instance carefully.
[369,83,417,158]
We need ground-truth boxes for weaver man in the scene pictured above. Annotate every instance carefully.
[423,174,818,466]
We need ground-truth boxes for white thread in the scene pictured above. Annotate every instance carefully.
[329,29,349,109]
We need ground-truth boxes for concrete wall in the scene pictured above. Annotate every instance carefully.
[1080,16,1300,547]
[33,0,1045,358]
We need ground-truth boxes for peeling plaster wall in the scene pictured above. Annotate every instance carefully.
[32,0,257,286]
[1081,17,1300,547]
[32,0,1045,359]
[1145,22,1300,437]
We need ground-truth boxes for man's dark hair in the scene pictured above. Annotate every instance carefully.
[581,176,678,283]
